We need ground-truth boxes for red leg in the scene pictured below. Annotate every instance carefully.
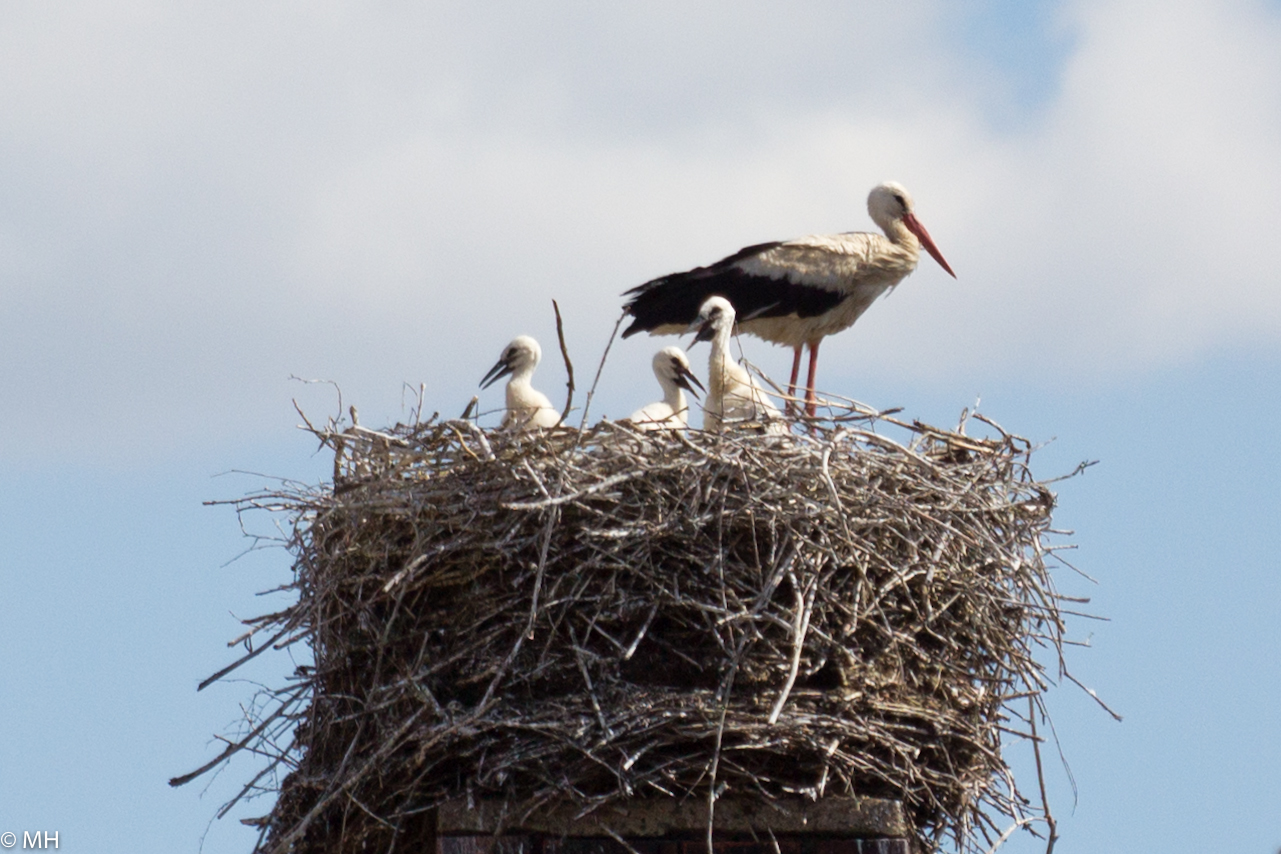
[805,341,821,417]
[787,346,803,413]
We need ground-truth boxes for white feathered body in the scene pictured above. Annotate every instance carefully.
[629,398,686,430]
[730,232,918,347]
[696,298,784,433]
[628,347,699,431]
[503,379,560,430]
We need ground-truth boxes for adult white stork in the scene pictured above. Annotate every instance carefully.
[691,297,785,433]
[622,181,956,416]
[627,346,705,431]
[479,336,562,430]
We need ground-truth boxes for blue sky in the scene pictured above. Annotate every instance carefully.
[1,1,1279,851]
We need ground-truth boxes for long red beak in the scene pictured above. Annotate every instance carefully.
[902,213,956,279]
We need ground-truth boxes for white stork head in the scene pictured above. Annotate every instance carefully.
[689,295,736,344]
[868,182,956,278]
[480,335,542,389]
[653,346,705,399]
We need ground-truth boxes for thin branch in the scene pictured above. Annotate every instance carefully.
[553,299,575,426]
[1030,696,1058,854]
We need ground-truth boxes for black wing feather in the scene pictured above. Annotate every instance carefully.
[621,241,846,337]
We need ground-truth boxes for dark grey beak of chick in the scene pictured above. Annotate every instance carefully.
[480,353,514,389]
[674,362,705,399]
[687,317,716,347]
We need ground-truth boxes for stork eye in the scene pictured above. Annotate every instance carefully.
[893,194,906,208]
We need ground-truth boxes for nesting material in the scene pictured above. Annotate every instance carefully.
[191,406,1088,854]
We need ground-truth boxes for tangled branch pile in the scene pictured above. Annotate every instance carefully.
[188,406,1089,854]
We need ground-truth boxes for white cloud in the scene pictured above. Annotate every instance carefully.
[2,0,1280,463]
[1022,0,1281,350]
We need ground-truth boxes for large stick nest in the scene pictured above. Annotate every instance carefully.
[186,406,1094,854]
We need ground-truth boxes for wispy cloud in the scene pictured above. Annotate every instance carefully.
[1,0,1279,462]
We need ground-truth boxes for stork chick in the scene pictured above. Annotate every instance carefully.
[691,297,784,433]
[627,346,705,431]
[479,336,561,430]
